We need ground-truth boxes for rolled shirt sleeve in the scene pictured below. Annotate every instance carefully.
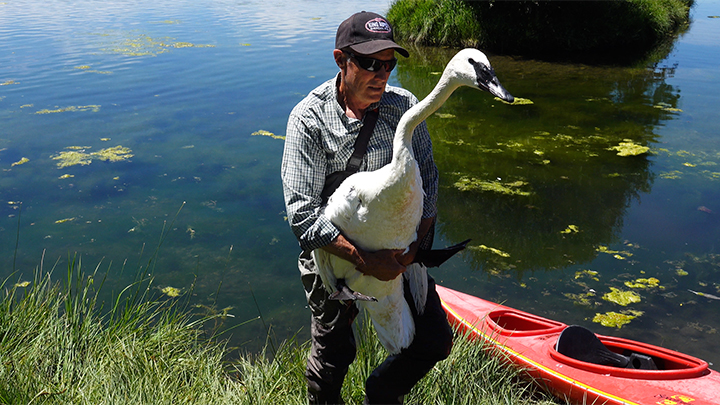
[282,109,341,251]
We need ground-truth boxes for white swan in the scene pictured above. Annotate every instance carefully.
[312,48,514,354]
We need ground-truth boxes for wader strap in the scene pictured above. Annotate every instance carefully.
[320,108,380,203]
[346,107,379,172]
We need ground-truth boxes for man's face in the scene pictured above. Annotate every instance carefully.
[337,48,395,108]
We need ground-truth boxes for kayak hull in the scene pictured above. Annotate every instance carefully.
[437,285,720,405]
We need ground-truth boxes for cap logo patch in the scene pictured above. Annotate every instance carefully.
[365,18,391,34]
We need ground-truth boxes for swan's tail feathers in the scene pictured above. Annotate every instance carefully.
[328,279,378,302]
[360,289,415,355]
[412,239,471,268]
[403,263,428,315]
[311,249,338,295]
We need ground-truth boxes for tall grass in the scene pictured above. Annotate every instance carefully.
[0,256,562,404]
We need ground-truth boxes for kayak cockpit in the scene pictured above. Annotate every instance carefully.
[487,309,566,337]
[550,325,709,379]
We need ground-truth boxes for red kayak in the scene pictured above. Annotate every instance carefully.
[437,285,720,405]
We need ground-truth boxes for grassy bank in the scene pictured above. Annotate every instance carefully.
[0,258,564,404]
[387,0,693,64]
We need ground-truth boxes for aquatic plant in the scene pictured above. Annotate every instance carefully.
[96,32,215,56]
[93,145,133,162]
[494,97,534,105]
[161,286,181,297]
[602,287,641,306]
[51,149,93,168]
[608,140,650,156]
[564,291,596,307]
[51,145,133,168]
[54,217,76,224]
[593,310,644,328]
[560,225,579,234]
[251,129,285,140]
[468,244,510,258]
[454,177,532,196]
[10,157,29,166]
[624,277,661,289]
[596,245,634,260]
[574,269,599,281]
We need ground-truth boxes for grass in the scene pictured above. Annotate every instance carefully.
[387,0,693,65]
[0,256,565,404]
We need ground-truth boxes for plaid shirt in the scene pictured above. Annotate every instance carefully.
[282,74,438,252]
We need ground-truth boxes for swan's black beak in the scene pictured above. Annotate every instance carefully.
[470,58,514,103]
[486,76,514,104]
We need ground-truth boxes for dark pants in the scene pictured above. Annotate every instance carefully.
[303,266,453,405]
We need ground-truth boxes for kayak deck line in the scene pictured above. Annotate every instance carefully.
[437,285,720,405]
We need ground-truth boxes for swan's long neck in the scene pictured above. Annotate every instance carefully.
[392,72,461,161]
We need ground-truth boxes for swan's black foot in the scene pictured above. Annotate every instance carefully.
[328,280,378,302]
[413,239,471,268]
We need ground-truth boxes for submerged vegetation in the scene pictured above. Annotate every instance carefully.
[388,0,693,64]
[51,145,133,168]
[0,259,562,405]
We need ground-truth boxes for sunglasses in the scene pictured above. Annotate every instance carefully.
[345,51,398,73]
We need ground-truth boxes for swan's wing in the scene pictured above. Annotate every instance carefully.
[311,249,338,295]
[402,263,428,315]
[323,173,371,231]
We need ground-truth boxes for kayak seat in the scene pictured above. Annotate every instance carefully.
[555,325,657,370]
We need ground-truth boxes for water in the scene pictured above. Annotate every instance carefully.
[2,0,719,364]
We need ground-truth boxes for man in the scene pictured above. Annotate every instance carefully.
[281,11,453,405]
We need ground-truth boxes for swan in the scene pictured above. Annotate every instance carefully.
[312,48,514,354]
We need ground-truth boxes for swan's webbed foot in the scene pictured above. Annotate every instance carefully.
[328,279,378,302]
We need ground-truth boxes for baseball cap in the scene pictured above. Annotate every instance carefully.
[335,11,409,58]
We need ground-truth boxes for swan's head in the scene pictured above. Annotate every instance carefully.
[446,48,514,103]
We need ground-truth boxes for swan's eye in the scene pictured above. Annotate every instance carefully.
[469,58,495,86]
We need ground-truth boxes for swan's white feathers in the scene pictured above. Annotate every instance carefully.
[313,49,502,354]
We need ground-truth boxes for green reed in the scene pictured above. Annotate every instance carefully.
[0,257,562,404]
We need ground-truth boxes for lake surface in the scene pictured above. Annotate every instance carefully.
[2,0,719,365]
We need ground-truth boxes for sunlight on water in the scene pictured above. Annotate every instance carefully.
[2,0,719,364]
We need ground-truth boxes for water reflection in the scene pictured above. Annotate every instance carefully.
[395,46,683,275]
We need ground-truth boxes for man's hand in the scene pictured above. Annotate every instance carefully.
[355,248,406,281]
[322,234,406,281]
[322,216,435,282]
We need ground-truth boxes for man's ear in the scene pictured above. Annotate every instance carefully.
[333,49,346,69]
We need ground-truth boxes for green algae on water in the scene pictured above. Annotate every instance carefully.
[10,157,29,167]
[96,32,215,56]
[593,310,644,328]
[454,177,532,196]
[624,277,661,289]
[51,145,133,168]
[561,225,579,234]
[660,170,683,179]
[602,287,641,306]
[52,150,93,168]
[494,97,534,105]
[93,145,133,162]
[608,140,649,156]
[575,269,599,281]
[468,244,510,258]
[161,286,181,297]
[35,105,100,114]
[251,130,285,140]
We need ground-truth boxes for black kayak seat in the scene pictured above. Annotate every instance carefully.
[555,325,658,370]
